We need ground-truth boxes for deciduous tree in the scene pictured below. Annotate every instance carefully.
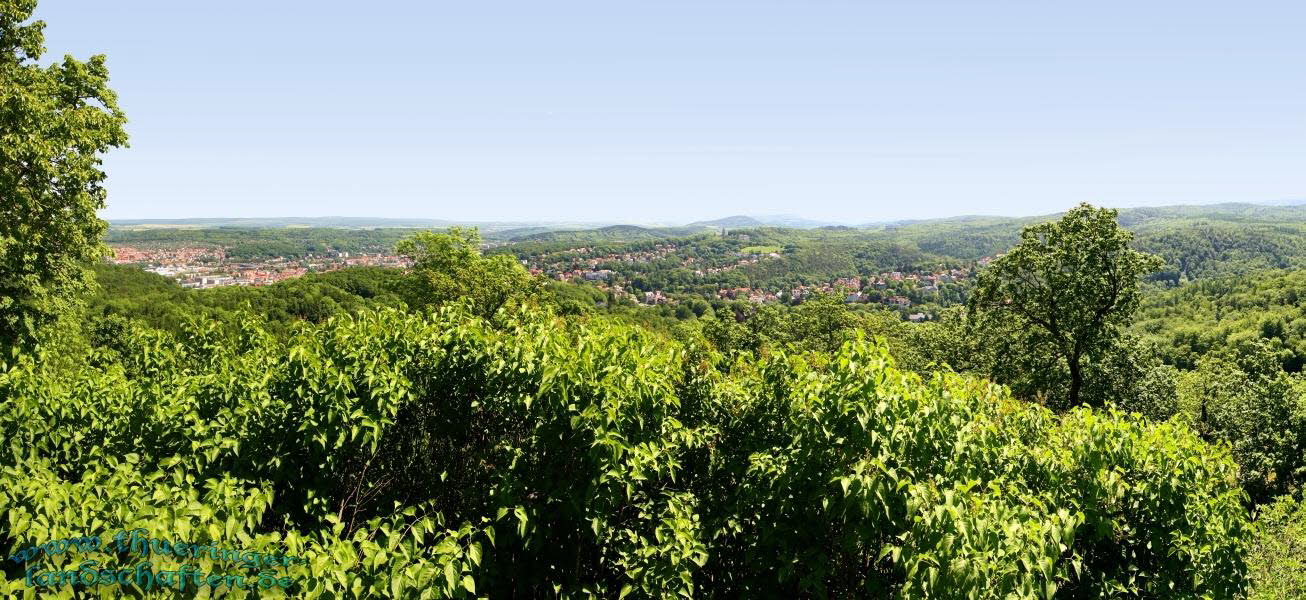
[968,203,1162,408]
[1,0,127,349]
[395,227,538,318]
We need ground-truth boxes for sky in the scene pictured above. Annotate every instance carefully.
[32,1,1306,223]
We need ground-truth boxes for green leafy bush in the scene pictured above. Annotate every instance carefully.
[0,307,1249,597]
[1247,493,1306,599]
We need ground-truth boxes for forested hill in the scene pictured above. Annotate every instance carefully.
[88,264,406,336]
[1133,222,1306,281]
[1136,268,1306,371]
[1118,202,1306,226]
[510,224,713,243]
[863,203,1306,268]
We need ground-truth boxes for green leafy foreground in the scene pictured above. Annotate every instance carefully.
[0,305,1248,598]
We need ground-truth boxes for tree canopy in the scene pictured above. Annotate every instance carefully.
[394,227,538,318]
[968,203,1163,408]
[0,0,128,349]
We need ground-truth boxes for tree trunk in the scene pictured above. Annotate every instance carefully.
[1067,354,1082,408]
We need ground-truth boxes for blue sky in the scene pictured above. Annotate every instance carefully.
[34,1,1306,223]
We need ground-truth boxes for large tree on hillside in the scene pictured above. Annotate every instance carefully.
[0,0,128,350]
[968,203,1162,408]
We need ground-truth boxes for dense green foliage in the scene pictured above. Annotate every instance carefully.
[1132,223,1306,283]
[86,264,405,337]
[1136,269,1306,371]
[1247,493,1306,599]
[0,0,127,349]
[1171,343,1306,503]
[968,204,1163,408]
[394,227,538,318]
[0,305,1251,597]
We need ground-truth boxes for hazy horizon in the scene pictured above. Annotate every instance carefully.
[101,199,1306,229]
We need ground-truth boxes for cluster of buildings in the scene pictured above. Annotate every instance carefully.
[542,250,784,283]
[530,244,788,283]
[547,268,616,282]
[534,237,990,315]
[717,287,779,304]
[862,268,969,290]
[175,266,309,289]
[529,244,681,275]
[642,290,671,305]
[580,282,673,307]
[113,245,224,265]
[691,251,781,277]
[714,263,985,311]
[111,246,410,289]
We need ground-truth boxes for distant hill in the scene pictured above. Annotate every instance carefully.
[484,226,561,241]
[108,216,459,229]
[688,215,835,228]
[854,203,1306,233]
[687,216,764,228]
[514,224,712,244]
[867,214,1037,229]
[1115,203,1306,228]
[753,215,840,228]
[107,202,1306,236]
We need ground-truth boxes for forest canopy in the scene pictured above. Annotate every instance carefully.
[0,306,1253,597]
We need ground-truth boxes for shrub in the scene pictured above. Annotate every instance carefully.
[0,308,1249,597]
